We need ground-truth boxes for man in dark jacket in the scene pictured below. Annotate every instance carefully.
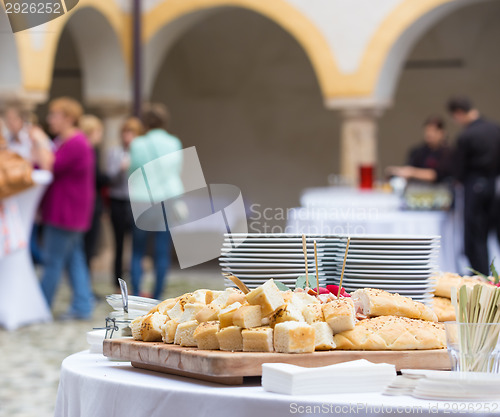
[447,96,500,274]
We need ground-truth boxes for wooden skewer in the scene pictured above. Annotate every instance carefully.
[224,273,250,294]
[337,237,351,298]
[302,234,309,288]
[314,240,320,293]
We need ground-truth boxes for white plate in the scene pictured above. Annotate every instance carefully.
[228,272,326,278]
[219,257,319,263]
[330,272,432,279]
[222,247,324,253]
[337,282,435,290]
[221,267,321,273]
[220,253,321,259]
[326,253,437,260]
[322,257,433,265]
[223,242,322,248]
[332,248,438,255]
[220,262,319,268]
[336,278,436,285]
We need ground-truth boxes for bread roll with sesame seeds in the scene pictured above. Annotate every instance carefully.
[333,316,446,350]
[352,288,437,322]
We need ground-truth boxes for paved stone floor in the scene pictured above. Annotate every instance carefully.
[0,266,224,417]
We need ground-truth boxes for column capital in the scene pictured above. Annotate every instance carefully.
[325,97,389,118]
[87,99,132,118]
[0,90,48,112]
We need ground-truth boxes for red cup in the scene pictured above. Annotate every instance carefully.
[359,165,374,189]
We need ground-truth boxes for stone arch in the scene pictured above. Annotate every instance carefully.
[354,0,491,105]
[0,3,23,99]
[16,0,129,105]
[142,0,341,102]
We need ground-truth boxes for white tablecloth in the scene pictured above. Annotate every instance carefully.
[0,170,53,330]
[55,352,500,417]
[289,187,500,274]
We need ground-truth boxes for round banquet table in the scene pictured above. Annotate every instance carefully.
[55,352,500,417]
[0,170,53,330]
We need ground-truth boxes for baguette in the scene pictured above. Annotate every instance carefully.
[432,296,456,322]
[333,316,446,350]
[352,288,437,322]
[434,273,493,299]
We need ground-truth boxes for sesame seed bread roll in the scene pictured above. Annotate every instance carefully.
[434,273,493,299]
[352,288,438,322]
[432,296,456,322]
[333,316,446,350]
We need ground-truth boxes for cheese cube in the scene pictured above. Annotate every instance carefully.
[312,321,335,350]
[193,321,220,350]
[232,305,262,329]
[216,326,243,352]
[174,320,199,346]
[245,279,285,316]
[218,302,242,328]
[274,321,315,353]
[242,326,274,352]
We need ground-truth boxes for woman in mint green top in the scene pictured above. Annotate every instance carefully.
[128,104,183,299]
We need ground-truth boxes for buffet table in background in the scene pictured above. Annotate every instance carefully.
[55,352,500,417]
[0,170,53,330]
[288,187,500,274]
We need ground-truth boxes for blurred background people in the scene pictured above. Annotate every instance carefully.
[31,97,95,320]
[2,105,33,161]
[129,104,182,300]
[386,116,453,184]
[106,117,143,291]
[79,115,109,276]
[447,96,500,275]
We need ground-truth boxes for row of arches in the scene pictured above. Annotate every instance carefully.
[1,0,493,105]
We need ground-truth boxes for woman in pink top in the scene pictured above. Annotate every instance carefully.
[31,97,95,320]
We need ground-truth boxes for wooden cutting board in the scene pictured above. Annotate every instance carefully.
[103,338,451,385]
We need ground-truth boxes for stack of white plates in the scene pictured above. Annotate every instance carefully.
[220,234,327,290]
[221,234,439,301]
[412,372,500,400]
[319,235,439,303]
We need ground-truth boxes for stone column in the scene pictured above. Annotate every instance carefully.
[339,107,382,186]
[90,100,131,158]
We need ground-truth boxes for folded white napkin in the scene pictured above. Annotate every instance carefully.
[262,359,396,395]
